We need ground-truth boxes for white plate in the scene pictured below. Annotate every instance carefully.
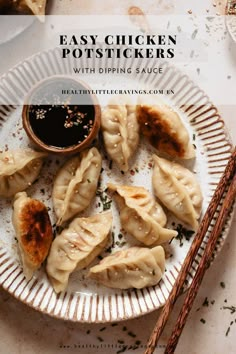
[0,46,234,323]
[0,16,35,45]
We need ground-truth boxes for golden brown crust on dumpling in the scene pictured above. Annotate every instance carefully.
[12,192,53,279]
[137,104,195,159]
[19,199,53,267]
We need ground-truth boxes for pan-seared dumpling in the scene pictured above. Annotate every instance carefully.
[101,95,139,171]
[0,149,47,198]
[46,211,113,293]
[0,0,11,11]
[152,155,203,229]
[52,147,102,226]
[108,184,177,245]
[15,0,47,16]
[137,97,195,159]
[12,192,53,280]
[88,246,165,289]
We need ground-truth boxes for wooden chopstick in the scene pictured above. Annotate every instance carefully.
[165,171,236,353]
[144,147,236,354]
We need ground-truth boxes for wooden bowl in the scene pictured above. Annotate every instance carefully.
[22,76,101,155]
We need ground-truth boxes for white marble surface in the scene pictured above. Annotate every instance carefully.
[0,1,236,353]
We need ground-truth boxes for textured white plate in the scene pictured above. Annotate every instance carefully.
[0,16,35,45]
[0,46,234,323]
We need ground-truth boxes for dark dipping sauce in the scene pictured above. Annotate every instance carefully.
[28,79,95,148]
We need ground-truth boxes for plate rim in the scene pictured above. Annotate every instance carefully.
[0,46,234,323]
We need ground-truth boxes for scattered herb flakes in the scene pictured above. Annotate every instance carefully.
[97,255,103,260]
[193,133,196,141]
[118,340,125,344]
[211,300,215,305]
[97,336,104,342]
[122,326,127,331]
[175,224,195,247]
[202,297,209,307]
[220,282,226,289]
[230,321,234,326]
[109,160,113,170]
[86,330,90,334]
[223,306,236,314]
[117,346,128,354]
[99,327,106,332]
[96,188,112,211]
[206,16,214,22]
[105,246,112,253]
[226,327,230,336]
[200,318,206,324]
[191,29,198,39]
[135,167,139,173]
[111,323,118,327]
[193,143,197,150]
[118,233,123,240]
[224,299,228,303]
[127,331,136,338]
[120,171,125,175]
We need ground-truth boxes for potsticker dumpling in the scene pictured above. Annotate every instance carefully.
[137,96,195,159]
[101,95,139,171]
[0,149,46,198]
[46,211,113,293]
[108,184,177,245]
[52,147,102,226]
[15,0,47,16]
[12,192,53,280]
[88,246,165,289]
[152,155,203,229]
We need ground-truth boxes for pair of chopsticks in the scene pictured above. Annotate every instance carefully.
[145,147,236,354]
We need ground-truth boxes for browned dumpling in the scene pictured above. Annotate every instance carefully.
[16,0,47,16]
[0,0,11,12]
[137,98,195,159]
[0,0,47,15]
[12,192,53,280]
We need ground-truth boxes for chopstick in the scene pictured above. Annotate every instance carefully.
[164,171,236,353]
[145,147,236,354]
